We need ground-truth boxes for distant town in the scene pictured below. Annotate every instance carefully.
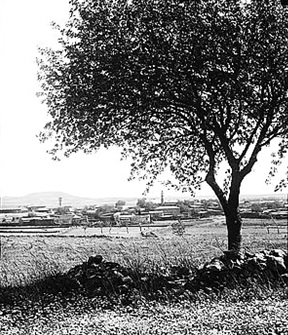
[0,192,287,227]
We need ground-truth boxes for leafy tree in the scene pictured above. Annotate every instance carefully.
[140,200,158,211]
[177,200,191,213]
[136,198,147,208]
[54,206,72,215]
[95,204,115,218]
[116,200,126,208]
[136,197,158,211]
[37,0,288,251]
[145,201,158,211]
[251,203,263,213]
[200,200,209,211]
[265,200,283,209]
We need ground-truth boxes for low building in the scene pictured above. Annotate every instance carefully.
[0,207,29,223]
[155,206,181,217]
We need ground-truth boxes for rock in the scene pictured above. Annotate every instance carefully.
[225,258,235,269]
[170,266,191,278]
[254,253,267,263]
[235,259,244,267]
[245,251,255,258]
[104,262,121,270]
[261,250,270,257]
[205,258,225,272]
[110,271,125,286]
[246,257,265,272]
[266,255,286,274]
[85,268,102,280]
[270,249,287,258]
[184,280,199,292]
[113,270,124,280]
[68,264,84,279]
[84,277,103,291]
[88,255,103,266]
[66,249,288,299]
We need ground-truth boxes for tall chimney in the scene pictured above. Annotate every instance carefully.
[161,190,164,205]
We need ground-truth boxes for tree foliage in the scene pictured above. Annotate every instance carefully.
[116,200,126,207]
[37,0,288,250]
[136,198,157,211]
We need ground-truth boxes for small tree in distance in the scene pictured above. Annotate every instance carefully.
[137,198,158,211]
[37,0,288,252]
[136,198,147,208]
[251,203,263,213]
[116,200,126,208]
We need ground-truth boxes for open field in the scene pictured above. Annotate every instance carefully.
[0,215,286,236]
[0,220,287,286]
[0,221,288,334]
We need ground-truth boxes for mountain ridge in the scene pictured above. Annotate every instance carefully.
[1,191,286,208]
[1,192,143,208]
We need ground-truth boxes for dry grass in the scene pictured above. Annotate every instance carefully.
[0,222,286,288]
[0,223,287,334]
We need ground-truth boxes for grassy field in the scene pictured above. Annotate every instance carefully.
[0,221,288,334]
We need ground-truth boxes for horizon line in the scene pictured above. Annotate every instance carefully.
[1,191,287,199]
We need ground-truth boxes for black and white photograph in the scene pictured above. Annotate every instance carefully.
[1,0,288,333]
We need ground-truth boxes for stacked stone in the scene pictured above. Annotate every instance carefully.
[185,249,288,293]
[67,249,288,298]
[67,255,135,296]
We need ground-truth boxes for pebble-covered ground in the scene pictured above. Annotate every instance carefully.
[1,292,288,335]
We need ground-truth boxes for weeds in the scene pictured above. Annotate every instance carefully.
[0,224,286,291]
[0,225,288,334]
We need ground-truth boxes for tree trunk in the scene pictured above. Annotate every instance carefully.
[225,209,242,252]
[205,162,243,252]
[225,174,242,252]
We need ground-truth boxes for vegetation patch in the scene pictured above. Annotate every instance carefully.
[0,227,287,334]
[1,256,288,335]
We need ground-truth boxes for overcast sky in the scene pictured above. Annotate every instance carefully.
[0,0,287,200]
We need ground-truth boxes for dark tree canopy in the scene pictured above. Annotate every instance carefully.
[38,0,288,250]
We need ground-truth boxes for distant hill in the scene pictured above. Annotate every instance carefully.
[1,192,139,209]
[1,191,286,209]
[240,193,287,201]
